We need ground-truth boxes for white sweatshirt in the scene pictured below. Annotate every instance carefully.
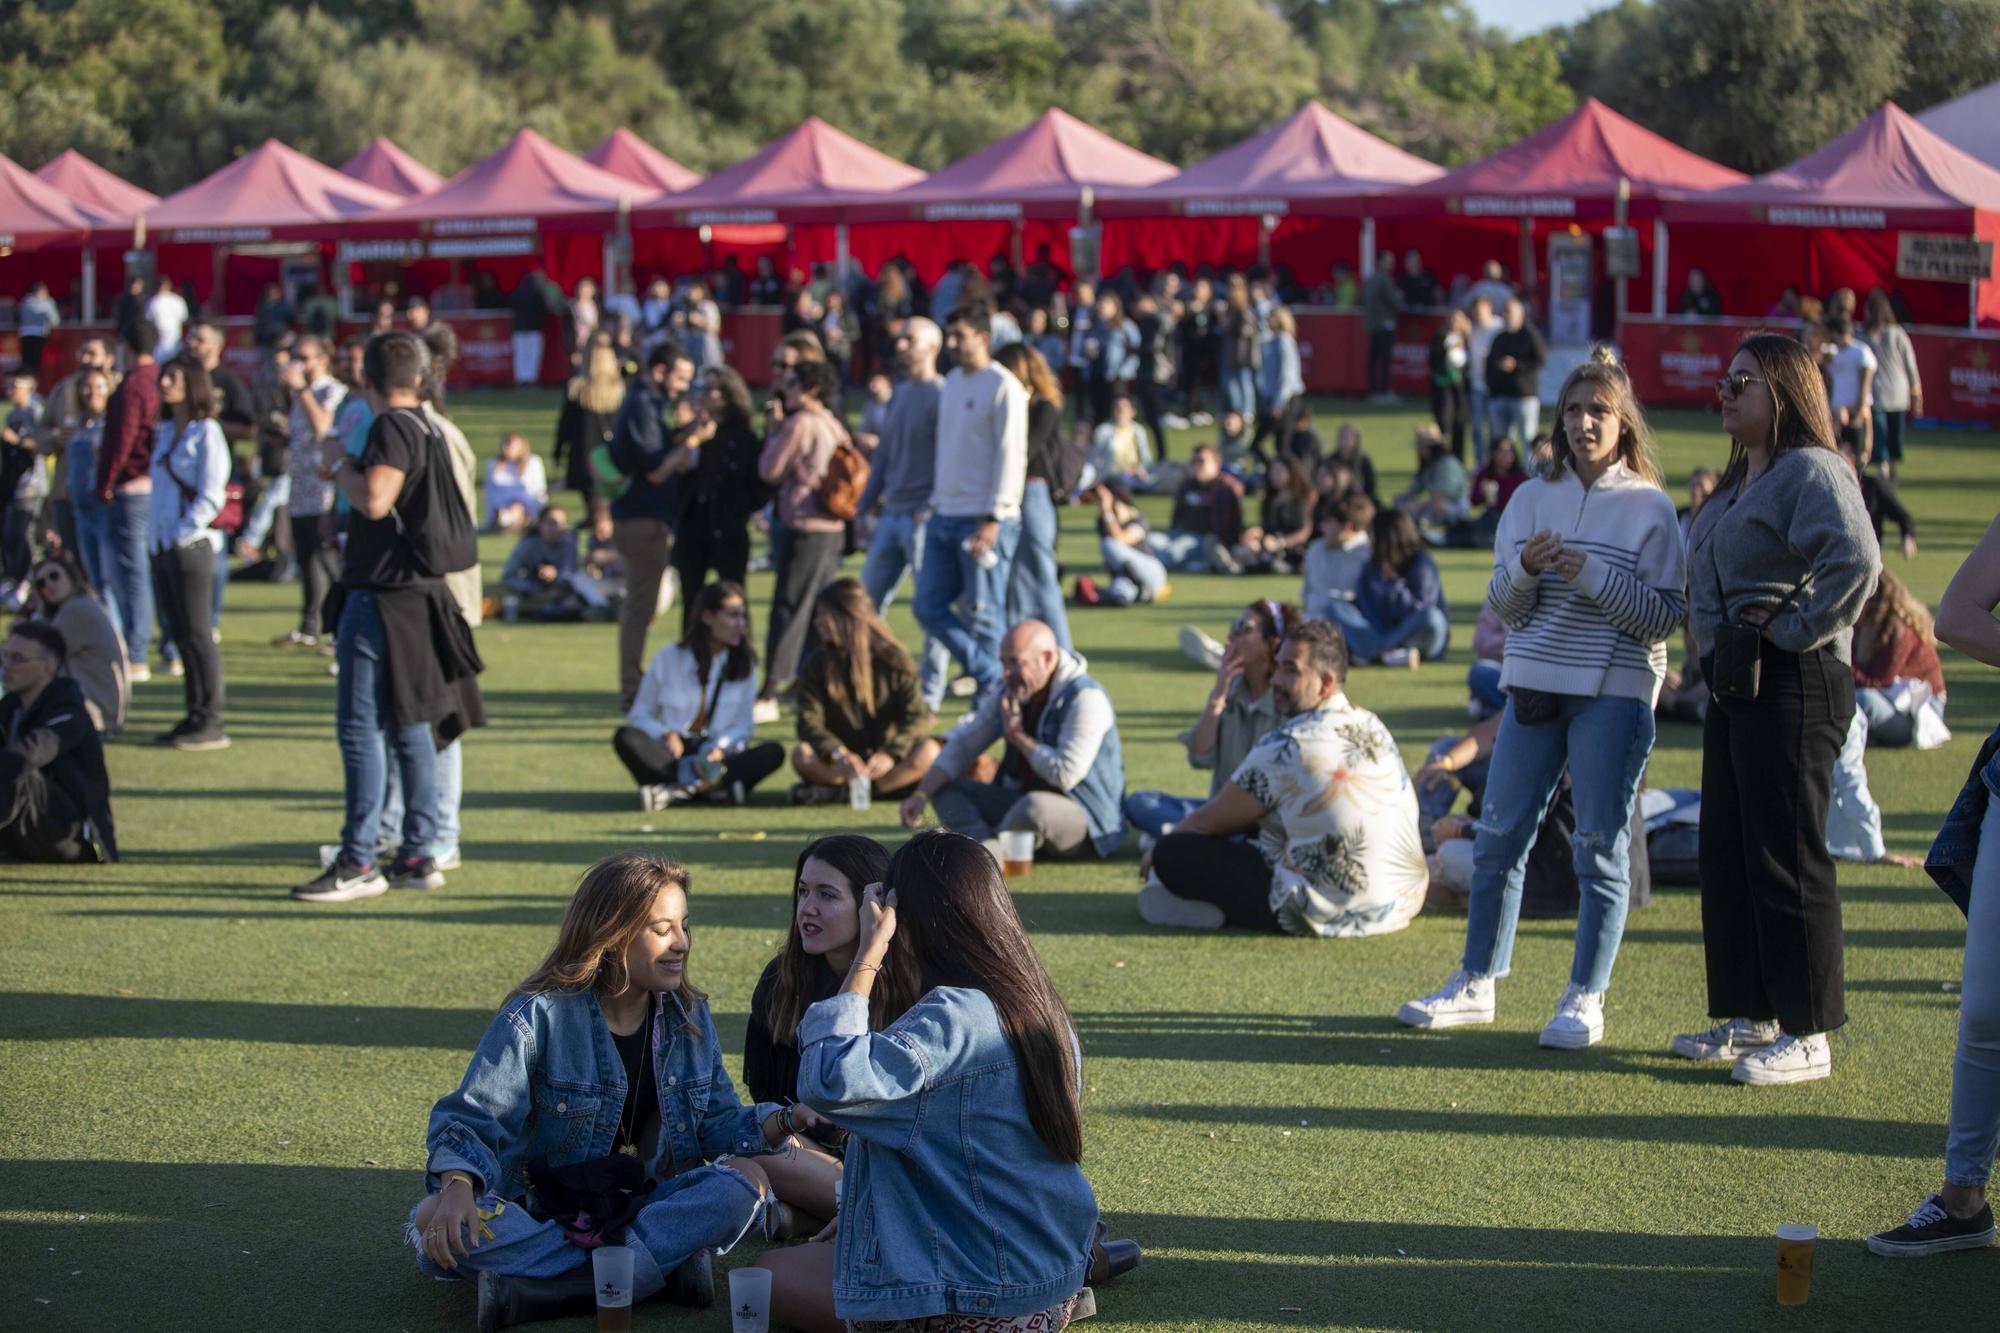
[1487,461,1686,706]
[930,363,1028,522]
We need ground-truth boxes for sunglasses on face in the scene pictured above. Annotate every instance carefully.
[33,570,64,590]
[1228,615,1266,638]
[1715,371,1764,399]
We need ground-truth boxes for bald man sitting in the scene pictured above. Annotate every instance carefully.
[901,620,1127,861]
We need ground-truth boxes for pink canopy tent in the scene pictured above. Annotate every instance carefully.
[339,137,444,198]
[1660,103,2000,326]
[1916,79,2000,169]
[22,151,159,314]
[36,150,159,224]
[628,117,925,289]
[0,152,100,309]
[1095,100,1443,280]
[587,128,700,195]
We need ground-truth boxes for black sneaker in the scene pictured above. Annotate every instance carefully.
[1868,1194,1996,1258]
[388,854,445,891]
[789,781,846,806]
[291,857,388,903]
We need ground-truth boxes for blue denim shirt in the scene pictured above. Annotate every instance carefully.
[425,988,780,1202]
[1927,722,2000,916]
[1258,333,1304,407]
[799,988,1097,1322]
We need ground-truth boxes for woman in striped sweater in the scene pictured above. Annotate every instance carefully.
[1398,346,1686,1049]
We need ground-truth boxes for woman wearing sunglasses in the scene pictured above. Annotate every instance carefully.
[1669,336,1879,1086]
[23,553,128,736]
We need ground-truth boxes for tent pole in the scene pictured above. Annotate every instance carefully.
[1258,214,1274,269]
[1613,177,1629,344]
[212,245,227,314]
[1653,219,1668,317]
[1519,217,1536,312]
[1972,278,1979,332]
[1012,218,1023,272]
[836,223,850,287]
[82,247,97,323]
[1361,217,1375,279]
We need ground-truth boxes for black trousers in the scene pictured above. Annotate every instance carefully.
[1431,382,1470,460]
[0,755,90,862]
[1367,329,1396,395]
[2,499,39,584]
[151,543,224,734]
[611,727,785,794]
[1699,643,1853,1035]
[1154,832,1279,930]
[18,335,46,380]
[671,512,752,636]
[1135,377,1170,459]
[1248,395,1300,466]
[291,512,340,638]
[765,527,844,691]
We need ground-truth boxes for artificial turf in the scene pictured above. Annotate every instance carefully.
[3,390,1999,1331]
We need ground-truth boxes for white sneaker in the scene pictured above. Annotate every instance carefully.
[1539,983,1605,1049]
[640,784,670,812]
[949,674,981,698]
[1136,879,1226,930]
[1380,647,1421,669]
[1178,627,1224,671]
[1161,412,1190,430]
[751,697,780,724]
[1668,1017,1780,1061]
[1396,969,1496,1029]
[1732,1031,1832,1085]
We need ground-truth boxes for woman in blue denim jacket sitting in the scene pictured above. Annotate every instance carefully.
[756,830,1136,1332]
[409,854,841,1329]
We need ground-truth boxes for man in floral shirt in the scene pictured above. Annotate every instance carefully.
[1137,619,1429,934]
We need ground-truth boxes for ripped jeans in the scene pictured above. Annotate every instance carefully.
[408,1162,763,1291]
[1460,693,1654,992]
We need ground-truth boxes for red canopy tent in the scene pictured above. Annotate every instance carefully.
[628,117,925,287]
[834,108,1176,281]
[0,152,98,326]
[1371,98,1746,328]
[1658,103,2000,327]
[23,151,158,319]
[1095,100,1442,279]
[339,137,445,198]
[586,128,700,195]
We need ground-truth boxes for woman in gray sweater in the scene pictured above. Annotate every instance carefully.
[26,553,129,735]
[1673,333,1879,1087]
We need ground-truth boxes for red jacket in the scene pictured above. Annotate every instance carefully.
[96,361,159,499]
[1855,624,1945,696]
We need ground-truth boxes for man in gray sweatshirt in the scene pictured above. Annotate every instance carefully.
[858,317,950,709]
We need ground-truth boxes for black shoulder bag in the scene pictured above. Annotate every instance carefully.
[1710,560,1805,703]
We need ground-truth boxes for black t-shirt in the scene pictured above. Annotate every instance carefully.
[610,996,658,1151]
[342,408,433,589]
[743,954,843,1106]
[1023,397,1062,483]
[210,365,257,440]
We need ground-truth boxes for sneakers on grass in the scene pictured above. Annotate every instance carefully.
[1668,1017,1779,1061]
[388,854,444,891]
[1396,969,1495,1029]
[1868,1195,1996,1258]
[790,781,846,806]
[291,857,388,903]
[1730,1031,1831,1085]
[1539,983,1604,1049]
[1136,879,1225,931]
[1179,627,1225,672]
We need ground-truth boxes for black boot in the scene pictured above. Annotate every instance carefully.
[475,1267,595,1332]
[1089,1219,1141,1284]
[663,1249,714,1308]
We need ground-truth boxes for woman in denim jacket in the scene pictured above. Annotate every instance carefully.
[409,854,841,1329]
[756,831,1136,1332]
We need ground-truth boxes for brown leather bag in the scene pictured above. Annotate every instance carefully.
[814,438,870,521]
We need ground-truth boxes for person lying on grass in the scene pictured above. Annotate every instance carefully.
[754,830,1139,1332]
[408,853,840,1331]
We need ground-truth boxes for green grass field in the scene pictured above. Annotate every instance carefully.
[5,391,2000,1331]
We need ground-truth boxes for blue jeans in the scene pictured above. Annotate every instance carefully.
[914,514,1020,696]
[1488,396,1540,451]
[71,489,116,621]
[1856,685,1918,747]
[1102,537,1168,605]
[1326,598,1450,661]
[1825,705,1886,863]
[1007,479,1072,650]
[1123,790,1205,840]
[107,490,153,664]
[1470,387,1493,465]
[382,736,462,857]
[1462,694,1654,991]
[1947,791,2000,1186]
[1222,365,1256,416]
[1416,736,1490,845]
[1467,659,1506,717]
[1146,530,1211,573]
[861,509,951,710]
[336,589,438,865]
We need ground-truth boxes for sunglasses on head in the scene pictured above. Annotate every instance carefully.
[1715,371,1764,399]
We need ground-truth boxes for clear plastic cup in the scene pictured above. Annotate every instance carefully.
[999,829,1035,878]
[1775,1224,1816,1305]
[728,1265,773,1333]
[849,778,871,811]
[591,1245,634,1330]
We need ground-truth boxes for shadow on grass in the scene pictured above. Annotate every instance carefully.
[1074,1011,1629,1072]
[5,992,494,1049]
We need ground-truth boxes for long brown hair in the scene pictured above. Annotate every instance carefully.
[570,335,626,415]
[994,340,1063,409]
[680,579,756,683]
[510,854,706,1023]
[1854,569,1934,661]
[810,578,916,719]
[161,355,216,422]
[1720,332,1837,489]
[874,831,1083,1163]
[1547,344,1663,489]
[765,835,893,1043]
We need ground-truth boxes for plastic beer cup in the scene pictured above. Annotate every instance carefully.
[1775,1224,1816,1306]
[729,1265,773,1333]
[999,829,1035,878]
[592,1245,634,1331]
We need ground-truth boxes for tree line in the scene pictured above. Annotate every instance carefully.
[2,0,1996,195]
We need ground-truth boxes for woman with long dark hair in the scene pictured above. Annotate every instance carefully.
[744,835,893,1105]
[148,354,229,749]
[551,331,624,506]
[1671,333,1879,1085]
[1324,508,1450,666]
[408,854,840,1329]
[756,831,1136,1332]
[24,551,128,735]
[1234,455,1317,574]
[614,580,785,809]
[788,578,940,805]
[996,340,1076,650]
[670,363,770,632]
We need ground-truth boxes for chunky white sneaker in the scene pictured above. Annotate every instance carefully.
[1731,1031,1832,1085]
[1396,969,1496,1029]
[751,697,781,724]
[1136,879,1226,930]
[640,784,670,811]
[1178,627,1225,671]
[1668,1017,1780,1061]
[1539,983,1605,1049]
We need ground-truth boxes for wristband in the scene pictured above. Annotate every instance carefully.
[439,1171,476,1193]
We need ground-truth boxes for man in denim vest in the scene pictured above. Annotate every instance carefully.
[901,620,1126,860]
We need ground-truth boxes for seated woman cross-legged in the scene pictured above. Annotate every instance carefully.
[1851,571,1949,749]
[408,854,841,1331]
[788,579,942,805]
[1323,508,1450,667]
[756,831,1139,1332]
[614,580,786,810]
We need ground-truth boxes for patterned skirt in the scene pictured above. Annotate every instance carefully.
[847,1294,1079,1333]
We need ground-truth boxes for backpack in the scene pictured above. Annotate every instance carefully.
[814,436,870,521]
[1046,423,1090,505]
[387,409,477,578]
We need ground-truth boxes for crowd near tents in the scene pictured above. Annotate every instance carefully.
[6,89,2000,421]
